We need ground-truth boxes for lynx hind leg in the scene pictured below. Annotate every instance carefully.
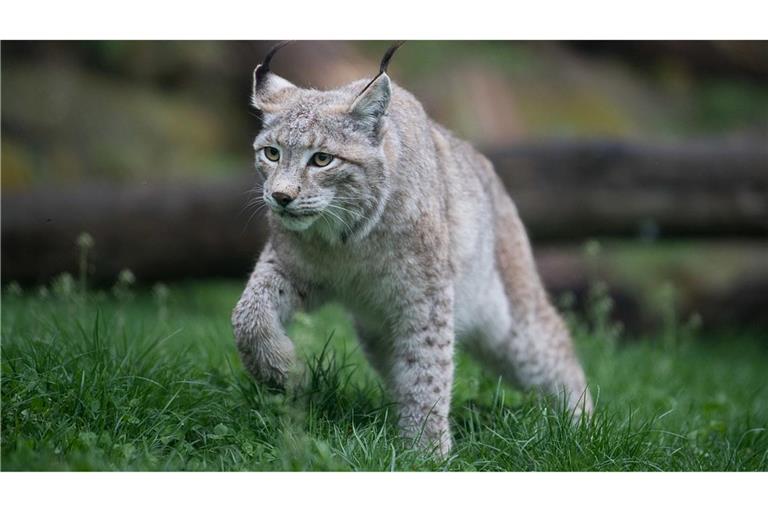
[512,304,593,415]
[470,290,593,417]
[487,197,593,416]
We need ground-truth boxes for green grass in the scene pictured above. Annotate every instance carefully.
[2,280,766,471]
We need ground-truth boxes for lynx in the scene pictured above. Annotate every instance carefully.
[232,42,592,455]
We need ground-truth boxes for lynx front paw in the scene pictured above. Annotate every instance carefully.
[236,333,296,389]
[419,426,453,458]
[399,410,453,458]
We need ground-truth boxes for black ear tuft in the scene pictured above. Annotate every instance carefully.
[348,41,404,134]
[252,41,297,110]
[354,41,406,101]
[254,41,292,89]
[378,41,405,75]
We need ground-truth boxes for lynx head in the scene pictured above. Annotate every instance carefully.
[251,42,404,242]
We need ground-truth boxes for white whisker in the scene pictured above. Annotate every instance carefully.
[323,207,353,234]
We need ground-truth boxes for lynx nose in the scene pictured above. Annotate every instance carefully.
[271,191,295,207]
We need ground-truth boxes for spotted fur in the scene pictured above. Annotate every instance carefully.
[232,50,592,456]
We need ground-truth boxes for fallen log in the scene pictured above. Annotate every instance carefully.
[3,139,767,283]
[491,139,768,239]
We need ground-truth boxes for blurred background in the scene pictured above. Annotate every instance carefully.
[2,41,767,334]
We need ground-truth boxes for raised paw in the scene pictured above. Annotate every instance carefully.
[236,332,296,389]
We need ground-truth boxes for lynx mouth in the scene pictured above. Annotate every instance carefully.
[274,209,321,231]
[278,209,319,219]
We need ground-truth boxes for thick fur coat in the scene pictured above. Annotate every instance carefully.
[232,46,592,455]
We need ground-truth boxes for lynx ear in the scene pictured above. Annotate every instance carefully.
[251,68,296,109]
[251,41,295,110]
[349,73,392,132]
[349,42,403,135]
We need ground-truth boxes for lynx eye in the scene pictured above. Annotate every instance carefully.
[263,146,280,162]
[310,152,334,167]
